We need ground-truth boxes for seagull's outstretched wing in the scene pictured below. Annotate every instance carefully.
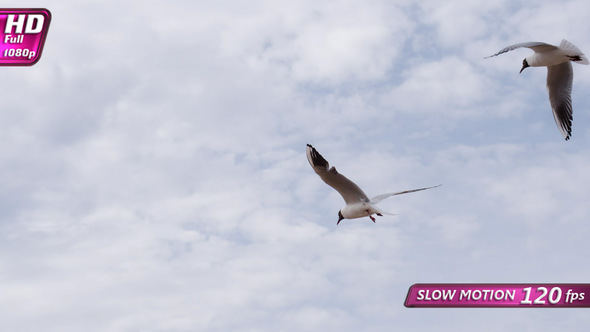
[485,42,557,58]
[547,61,573,140]
[306,144,369,204]
[370,185,441,204]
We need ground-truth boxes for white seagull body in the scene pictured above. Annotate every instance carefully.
[306,144,439,225]
[486,39,589,140]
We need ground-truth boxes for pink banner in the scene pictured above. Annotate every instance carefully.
[405,284,590,307]
[0,8,51,66]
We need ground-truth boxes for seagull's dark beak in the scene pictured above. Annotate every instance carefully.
[337,211,344,225]
[520,59,529,74]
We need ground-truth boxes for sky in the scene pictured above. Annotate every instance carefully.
[2,0,590,331]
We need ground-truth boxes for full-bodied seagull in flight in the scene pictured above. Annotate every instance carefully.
[485,39,589,140]
[306,144,440,225]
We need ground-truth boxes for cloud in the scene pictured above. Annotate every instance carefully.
[382,56,493,118]
[2,1,590,331]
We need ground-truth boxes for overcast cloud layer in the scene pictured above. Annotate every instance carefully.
[2,0,590,331]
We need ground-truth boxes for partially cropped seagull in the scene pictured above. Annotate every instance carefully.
[306,144,440,225]
[486,39,589,140]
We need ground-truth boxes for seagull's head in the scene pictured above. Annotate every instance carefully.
[520,58,530,73]
[337,210,344,225]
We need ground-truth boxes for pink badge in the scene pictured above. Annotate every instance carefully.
[0,8,51,66]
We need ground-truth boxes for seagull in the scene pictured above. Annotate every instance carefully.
[306,144,440,225]
[485,39,589,140]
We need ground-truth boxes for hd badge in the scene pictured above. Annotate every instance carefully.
[0,8,51,66]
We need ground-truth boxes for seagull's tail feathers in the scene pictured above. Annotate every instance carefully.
[369,185,441,204]
[377,208,396,216]
[560,39,589,65]
[372,204,396,217]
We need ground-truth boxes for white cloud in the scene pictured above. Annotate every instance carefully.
[2,0,590,331]
[383,56,493,117]
[252,1,412,84]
